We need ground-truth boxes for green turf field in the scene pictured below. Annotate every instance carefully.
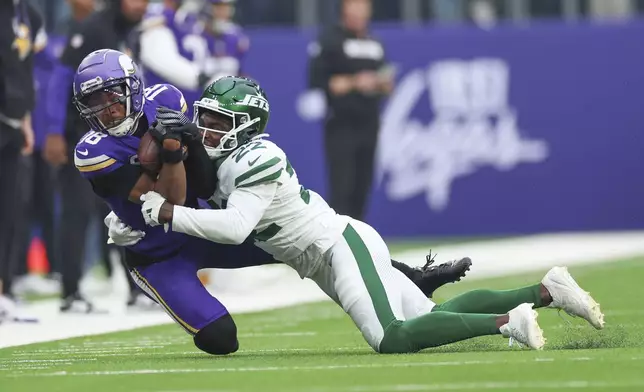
[1,258,642,392]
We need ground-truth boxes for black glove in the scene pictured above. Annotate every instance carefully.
[148,121,186,164]
[176,122,201,144]
[156,106,191,128]
[150,107,194,163]
[148,120,182,143]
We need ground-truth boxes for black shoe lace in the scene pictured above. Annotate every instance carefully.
[423,250,438,270]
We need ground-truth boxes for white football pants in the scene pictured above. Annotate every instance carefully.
[309,218,436,352]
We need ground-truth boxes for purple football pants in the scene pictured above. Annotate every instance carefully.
[128,236,275,335]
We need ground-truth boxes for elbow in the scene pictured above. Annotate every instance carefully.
[229,226,253,245]
[230,227,251,245]
[230,235,246,246]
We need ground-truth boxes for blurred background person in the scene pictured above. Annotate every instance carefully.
[308,0,394,222]
[8,0,71,300]
[138,0,248,107]
[43,0,149,313]
[0,0,43,320]
[137,0,206,92]
[38,0,118,297]
[199,0,248,80]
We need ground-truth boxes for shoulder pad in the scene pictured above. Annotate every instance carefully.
[144,84,188,114]
[220,139,286,191]
[74,131,124,179]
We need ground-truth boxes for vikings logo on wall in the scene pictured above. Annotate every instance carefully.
[377,58,549,211]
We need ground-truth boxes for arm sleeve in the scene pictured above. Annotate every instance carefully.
[0,34,24,120]
[89,164,143,199]
[184,138,216,199]
[139,26,201,90]
[0,4,44,119]
[171,182,277,245]
[307,34,336,91]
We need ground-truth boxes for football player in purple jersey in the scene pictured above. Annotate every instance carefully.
[199,0,249,80]
[72,48,275,355]
[43,0,149,313]
[73,49,471,355]
[138,0,247,103]
[138,0,210,92]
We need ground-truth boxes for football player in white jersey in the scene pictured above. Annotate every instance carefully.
[140,77,605,353]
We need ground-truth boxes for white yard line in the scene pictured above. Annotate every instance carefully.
[156,384,644,392]
[1,231,644,349]
[6,356,643,377]
[297,381,644,392]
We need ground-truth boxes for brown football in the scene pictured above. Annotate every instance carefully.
[138,131,162,175]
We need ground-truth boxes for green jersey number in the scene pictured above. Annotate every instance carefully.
[231,141,267,163]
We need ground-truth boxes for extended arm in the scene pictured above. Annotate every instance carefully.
[142,183,277,245]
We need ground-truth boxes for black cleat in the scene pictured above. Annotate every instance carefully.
[412,251,472,298]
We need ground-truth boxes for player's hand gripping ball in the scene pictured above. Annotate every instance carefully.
[137,128,189,176]
[137,131,162,175]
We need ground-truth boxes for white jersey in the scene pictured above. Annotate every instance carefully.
[209,137,350,278]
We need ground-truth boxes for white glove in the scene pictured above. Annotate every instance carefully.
[104,211,146,246]
[140,191,167,227]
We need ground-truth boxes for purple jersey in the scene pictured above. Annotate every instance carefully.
[141,5,201,88]
[202,25,248,80]
[140,4,249,107]
[186,24,249,105]
[73,83,190,258]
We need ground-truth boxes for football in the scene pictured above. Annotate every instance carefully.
[138,131,162,175]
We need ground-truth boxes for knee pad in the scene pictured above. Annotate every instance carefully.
[193,313,239,355]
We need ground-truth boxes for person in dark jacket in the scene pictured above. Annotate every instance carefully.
[308,0,394,222]
[0,0,44,319]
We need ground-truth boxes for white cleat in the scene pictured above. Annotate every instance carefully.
[542,266,605,330]
[500,303,546,350]
[0,295,38,324]
[0,295,17,324]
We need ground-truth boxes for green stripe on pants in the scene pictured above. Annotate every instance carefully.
[343,224,396,329]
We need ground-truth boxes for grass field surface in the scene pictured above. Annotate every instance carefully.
[1,257,642,392]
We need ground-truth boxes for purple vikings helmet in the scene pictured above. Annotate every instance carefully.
[72,49,145,137]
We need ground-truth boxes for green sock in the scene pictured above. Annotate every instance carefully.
[380,311,499,353]
[432,284,544,314]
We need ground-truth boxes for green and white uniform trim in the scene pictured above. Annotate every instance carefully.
[211,137,349,275]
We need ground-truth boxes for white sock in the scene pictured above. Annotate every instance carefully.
[499,323,511,338]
